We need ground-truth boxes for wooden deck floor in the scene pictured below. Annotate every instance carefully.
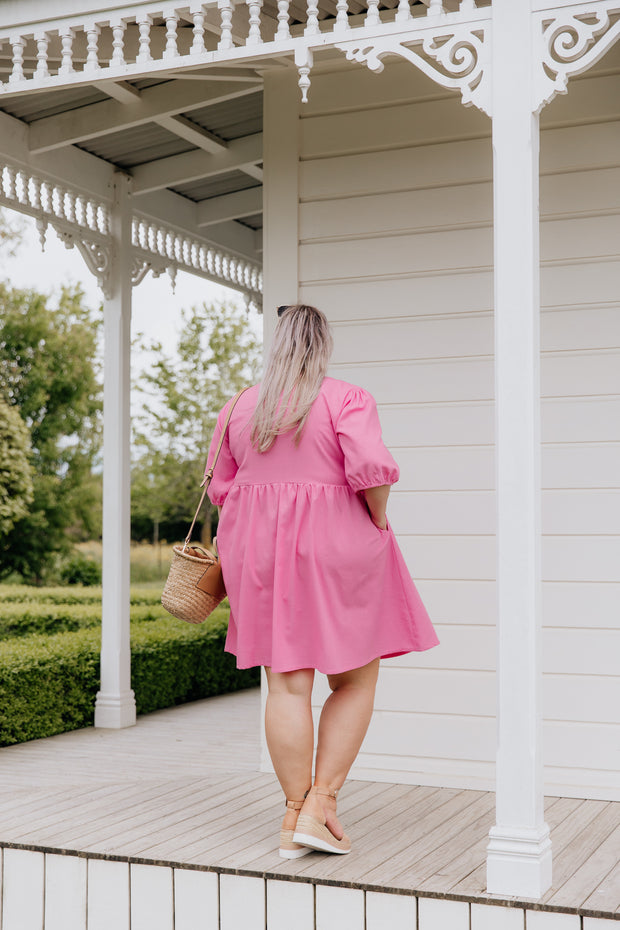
[0,688,618,920]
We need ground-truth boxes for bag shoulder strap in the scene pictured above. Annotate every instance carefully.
[183,387,249,549]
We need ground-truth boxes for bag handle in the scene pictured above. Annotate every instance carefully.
[182,388,249,551]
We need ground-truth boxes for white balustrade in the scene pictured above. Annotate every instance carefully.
[85,26,101,72]
[163,14,180,59]
[136,17,152,63]
[218,0,235,51]
[366,0,380,27]
[334,0,350,33]
[305,0,320,37]
[59,28,75,75]
[246,0,263,46]
[428,0,444,15]
[276,0,291,41]
[191,8,206,54]
[111,22,126,67]
[9,37,26,83]
[396,0,412,23]
[33,33,50,81]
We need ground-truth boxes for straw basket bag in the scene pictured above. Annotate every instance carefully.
[161,388,248,624]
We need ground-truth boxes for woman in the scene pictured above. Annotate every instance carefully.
[205,304,439,858]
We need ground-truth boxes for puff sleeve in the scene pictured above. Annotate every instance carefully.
[335,387,399,492]
[204,400,239,505]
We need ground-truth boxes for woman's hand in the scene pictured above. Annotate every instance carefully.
[363,484,390,532]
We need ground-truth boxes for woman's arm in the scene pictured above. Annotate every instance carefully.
[363,484,390,530]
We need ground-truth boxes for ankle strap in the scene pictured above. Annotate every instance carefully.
[310,785,339,800]
[285,788,310,810]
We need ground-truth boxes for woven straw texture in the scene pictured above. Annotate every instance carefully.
[161,545,224,624]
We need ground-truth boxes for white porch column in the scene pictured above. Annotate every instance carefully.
[94,172,137,728]
[486,0,552,899]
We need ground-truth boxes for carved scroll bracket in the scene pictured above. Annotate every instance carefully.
[336,23,491,116]
[534,5,620,112]
[57,230,112,298]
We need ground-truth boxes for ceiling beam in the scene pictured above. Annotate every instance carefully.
[131,132,263,195]
[155,114,227,155]
[92,80,141,105]
[197,186,263,227]
[28,79,260,154]
[0,106,114,199]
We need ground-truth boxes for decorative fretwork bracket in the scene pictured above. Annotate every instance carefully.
[533,4,620,113]
[57,230,112,298]
[336,21,492,117]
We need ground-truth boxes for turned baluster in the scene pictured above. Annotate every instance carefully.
[460,0,476,10]
[305,0,320,37]
[84,26,101,72]
[58,28,75,76]
[191,7,206,54]
[30,176,42,212]
[334,0,350,33]
[110,22,126,67]
[218,0,234,51]
[428,0,444,15]
[136,17,152,63]
[15,171,28,205]
[396,0,411,22]
[9,37,26,84]
[276,0,291,40]
[5,166,17,200]
[55,186,67,220]
[163,13,179,59]
[365,0,380,26]
[33,33,50,81]
[246,0,263,46]
[65,191,76,224]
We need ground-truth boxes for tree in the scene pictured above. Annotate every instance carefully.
[0,396,34,538]
[0,207,24,257]
[0,283,101,583]
[132,300,261,546]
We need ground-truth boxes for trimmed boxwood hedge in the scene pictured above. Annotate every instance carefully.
[0,612,259,746]
[0,602,170,639]
[0,584,160,605]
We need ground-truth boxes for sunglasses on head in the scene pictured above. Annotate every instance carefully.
[277,305,289,317]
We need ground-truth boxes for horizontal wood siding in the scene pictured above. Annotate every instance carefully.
[273,46,620,799]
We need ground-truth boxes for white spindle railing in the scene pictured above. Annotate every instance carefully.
[246,0,263,46]
[85,26,101,72]
[136,17,152,63]
[163,13,180,59]
[33,32,50,81]
[0,1,487,100]
[276,0,291,41]
[191,9,206,54]
[110,22,126,67]
[218,0,235,51]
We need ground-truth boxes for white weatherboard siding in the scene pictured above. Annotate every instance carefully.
[261,45,620,799]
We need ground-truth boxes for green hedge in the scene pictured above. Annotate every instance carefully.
[0,584,160,605]
[0,612,259,746]
[0,601,171,639]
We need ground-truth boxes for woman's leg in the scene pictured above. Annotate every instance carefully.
[264,667,315,829]
[302,658,380,838]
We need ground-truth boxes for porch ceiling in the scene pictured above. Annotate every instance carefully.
[0,74,265,263]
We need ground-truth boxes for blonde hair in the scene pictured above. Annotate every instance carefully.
[250,304,333,452]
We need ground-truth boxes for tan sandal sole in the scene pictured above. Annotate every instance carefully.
[279,829,313,859]
[293,814,351,855]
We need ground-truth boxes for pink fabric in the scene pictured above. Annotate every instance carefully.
[206,377,439,674]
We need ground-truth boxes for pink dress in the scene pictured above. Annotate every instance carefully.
[206,377,439,674]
